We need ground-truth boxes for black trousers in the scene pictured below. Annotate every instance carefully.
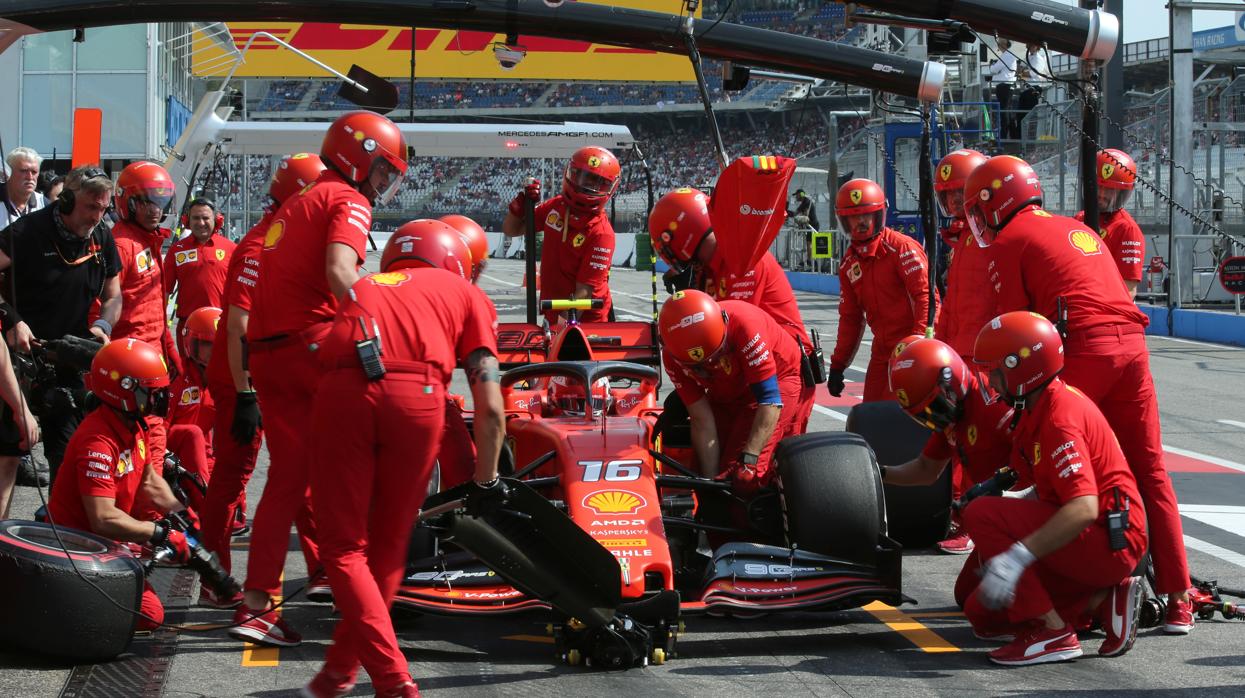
[995,83,1019,141]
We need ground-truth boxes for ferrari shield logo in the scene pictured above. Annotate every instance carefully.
[1033,442,1042,464]
[587,155,601,168]
[895,389,909,407]
[717,278,727,298]
[1068,230,1103,256]
[572,233,586,248]
[264,220,285,249]
[687,346,705,362]
[849,189,863,205]
[1100,163,1115,180]
[967,425,978,445]
[718,354,732,374]
[939,164,953,181]
[1098,227,1110,240]
[216,248,227,261]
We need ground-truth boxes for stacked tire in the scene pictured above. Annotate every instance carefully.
[0,520,143,661]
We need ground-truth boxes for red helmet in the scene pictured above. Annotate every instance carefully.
[1096,148,1136,212]
[269,153,326,206]
[888,338,974,430]
[88,338,171,417]
[320,111,408,205]
[182,306,222,366]
[562,146,621,215]
[116,161,175,222]
[934,149,988,218]
[835,178,887,254]
[380,219,471,279]
[547,375,612,418]
[963,155,1043,247]
[659,290,727,365]
[973,311,1064,407]
[439,214,489,282]
[649,188,712,270]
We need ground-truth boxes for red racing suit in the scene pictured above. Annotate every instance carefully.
[832,227,935,402]
[935,221,996,361]
[163,231,236,352]
[309,267,498,693]
[1075,208,1144,284]
[535,196,614,323]
[960,380,1147,632]
[47,407,165,630]
[921,374,1017,498]
[166,362,215,514]
[243,170,374,598]
[663,301,812,491]
[989,205,1188,595]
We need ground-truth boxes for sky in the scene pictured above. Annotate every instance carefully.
[1049,1,1239,43]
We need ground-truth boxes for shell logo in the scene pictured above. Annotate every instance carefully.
[264,220,286,249]
[369,271,411,287]
[939,164,953,181]
[849,189,863,205]
[584,490,647,515]
[1068,229,1102,256]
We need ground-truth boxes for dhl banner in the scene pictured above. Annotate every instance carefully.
[193,0,696,81]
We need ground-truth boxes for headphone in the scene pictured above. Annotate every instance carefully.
[58,166,109,215]
[181,197,224,233]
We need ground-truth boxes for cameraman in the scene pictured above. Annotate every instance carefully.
[0,165,123,482]
[46,338,188,631]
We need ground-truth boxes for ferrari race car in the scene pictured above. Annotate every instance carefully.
[396,301,905,668]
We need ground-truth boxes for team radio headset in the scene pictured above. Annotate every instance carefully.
[6,169,324,634]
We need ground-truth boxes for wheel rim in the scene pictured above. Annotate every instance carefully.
[8,524,110,555]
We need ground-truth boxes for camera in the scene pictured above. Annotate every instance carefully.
[11,335,103,418]
[493,42,528,71]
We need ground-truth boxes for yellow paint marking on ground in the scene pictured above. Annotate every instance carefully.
[502,634,557,644]
[906,611,967,619]
[863,601,961,653]
[241,575,283,667]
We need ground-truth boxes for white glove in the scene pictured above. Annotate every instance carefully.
[1002,485,1038,500]
[978,541,1036,610]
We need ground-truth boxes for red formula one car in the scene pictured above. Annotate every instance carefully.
[397,301,904,668]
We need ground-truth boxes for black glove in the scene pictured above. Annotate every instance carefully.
[662,265,696,295]
[231,390,262,445]
[464,478,511,519]
[827,368,846,397]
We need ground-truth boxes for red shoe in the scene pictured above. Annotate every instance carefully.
[972,627,1016,642]
[1164,595,1194,635]
[199,586,244,609]
[232,508,250,537]
[376,682,420,698]
[1097,576,1142,657]
[988,624,1082,666]
[228,605,303,647]
[937,529,975,555]
[299,669,356,698]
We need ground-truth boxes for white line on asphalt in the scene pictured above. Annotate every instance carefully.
[1217,419,1245,431]
[1183,535,1245,570]
[1180,505,1245,542]
[481,272,521,287]
[1163,444,1245,474]
[1150,335,1243,351]
[1181,504,1245,514]
[813,404,847,422]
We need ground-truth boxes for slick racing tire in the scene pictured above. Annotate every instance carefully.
[777,432,883,564]
[846,401,951,548]
[0,520,143,661]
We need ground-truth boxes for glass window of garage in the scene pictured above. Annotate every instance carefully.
[76,74,148,155]
[23,31,74,71]
[76,25,147,72]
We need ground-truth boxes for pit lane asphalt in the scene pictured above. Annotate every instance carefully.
[3,257,1244,697]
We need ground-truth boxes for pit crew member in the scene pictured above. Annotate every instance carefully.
[658,290,811,493]
[46,338,189,631]
[234,113,407,646]
[164,197,236,350]
[1075,149,1144,297]
[501,146,619,324]
[959,311,1146,666]
[302,220,503,698]
[199,154,326,600]
[967,154,1193,633]
[884,337,1016,557]
[828,178,935,402]
[163,306,221,518]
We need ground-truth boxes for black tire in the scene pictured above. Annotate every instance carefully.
[776,432,883,564]
[0,520,143,661]
[845,401,951,547]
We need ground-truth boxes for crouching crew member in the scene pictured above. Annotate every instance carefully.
[966,154,1193,633]
[828,178,935,402]
[884,337,1016,558]
[302,220,504,698]
[961,312,1146,666]
[234,112,408,646]
[658,290,811,494]
[502,146,619,324]
[164,306,221,519]
[47,339,189,631]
